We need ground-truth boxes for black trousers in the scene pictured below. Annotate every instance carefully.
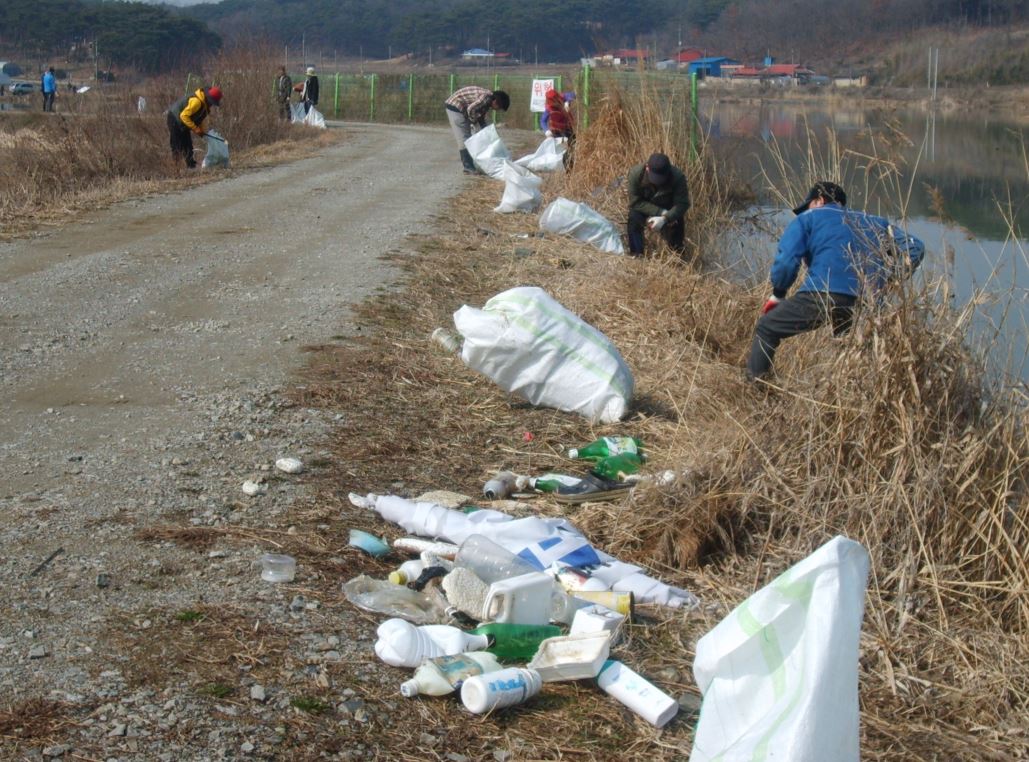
[627,209,685,257]
[167,112,195,168]
[747,291,857,379]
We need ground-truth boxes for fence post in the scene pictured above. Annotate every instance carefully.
[184,73,195,95]
[689,72,698,161]
[370,74,376,121]
[581,65,590,130]
[334,73,340,117]
[449,73,455,94]
[408,73,414,121]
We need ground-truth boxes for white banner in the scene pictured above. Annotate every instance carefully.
[530,78,554,113]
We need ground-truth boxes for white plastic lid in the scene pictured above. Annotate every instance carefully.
[400,679,419,697]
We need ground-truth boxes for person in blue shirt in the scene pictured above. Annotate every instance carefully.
[41,67,57,112]
[747,181,925,381]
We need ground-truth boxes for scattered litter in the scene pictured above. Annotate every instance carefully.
[389,559,425,586]
[568,436,642,460]
[528,632,612,681]
[570,604,625,641]
[431,327,461,354]
[374,618,489,668]
[691,536,869,762]
[440,567,490,620]
[241,479,266,496]
[539,197,625,254]
[342,574,450,624]
[460,667,542,714]
[483,471,518,500]
[392,537,460,558]
[274,457,304,474]
[453,286,634,423]
[401,652,504,697]
[259,553,296,582]
[597,660,679,728]
[349,529,390,557]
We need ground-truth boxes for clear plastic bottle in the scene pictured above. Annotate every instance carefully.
[589,453,643,481]
[470,622,562,662]
[374,618,490,668]
[454,535,539,585]
[460,667,543,714]
[400,651,503,697]
[567,436,642,460]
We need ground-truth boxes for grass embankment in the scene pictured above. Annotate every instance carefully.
[295,84,1028,758]
[0,48,337,239]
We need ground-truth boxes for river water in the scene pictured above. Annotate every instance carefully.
[703,100,1028,384]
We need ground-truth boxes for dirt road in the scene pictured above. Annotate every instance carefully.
[0,123,468,758]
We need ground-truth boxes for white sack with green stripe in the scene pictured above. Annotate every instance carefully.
[538,197,624,254]
[691,535,869,762]
[453,286,633,423]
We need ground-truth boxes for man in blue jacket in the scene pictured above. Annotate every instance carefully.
[746,181,925,381]
[41,67,57,112]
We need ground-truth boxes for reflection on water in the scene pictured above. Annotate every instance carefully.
[704,101,1028,384]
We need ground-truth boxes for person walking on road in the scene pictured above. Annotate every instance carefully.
[166,86,223,169]
[627,153,690,258]
[300,67,318,114]
[443,85,510,174]
[746,181,925,381]
[276,66,293,121]
[41,67,57,112]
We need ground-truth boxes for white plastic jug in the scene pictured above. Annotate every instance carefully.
[483,572,556,625]
[374,618,489,668]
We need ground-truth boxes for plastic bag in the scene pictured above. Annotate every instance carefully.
[290,102,306,123]
[538,197,624,255]
[465,124,510,180]
[690,536,869,762]
[494,161,542,214]
[202,130,230,169]
[453,286,633,423]
[514,137,565,172]
[342,574,450,625]
[304,106,326,128]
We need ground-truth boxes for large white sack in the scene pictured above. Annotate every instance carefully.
[494,160,543,214]
[691,536,869,762]
[539,197,624,255]
[201,130,230,169]
[514,137,565,172]
[304,106,326,128]
[453,286,633,423]
[465,124,510,180]
[290,102,306,123]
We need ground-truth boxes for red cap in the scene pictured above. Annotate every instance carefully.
[207,86,223,104]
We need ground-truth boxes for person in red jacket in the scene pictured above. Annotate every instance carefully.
[544,89,575,169]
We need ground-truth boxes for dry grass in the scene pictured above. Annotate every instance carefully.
[287,82,1029,759]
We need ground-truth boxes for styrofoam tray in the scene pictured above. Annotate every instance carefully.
[527,632,612,682]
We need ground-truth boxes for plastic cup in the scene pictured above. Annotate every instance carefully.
[260,553,296,582]
[455,535,538,585]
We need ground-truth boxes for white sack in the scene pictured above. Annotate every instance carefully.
[494,160,543,214]
[539,197,624,255]
[304,106,326,128]
[453,286,633,423]
[353,493,698,609]
[290,102,306,123]
[514,137,566,172]
[465,124,510,180]
[202,130,230,170]
[691,535,869,762]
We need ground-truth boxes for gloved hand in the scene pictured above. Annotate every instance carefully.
[647,215,667,231]
[544,130,553,137]
[761,296,781,314]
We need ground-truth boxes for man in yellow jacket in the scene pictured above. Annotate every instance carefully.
[166,86,223,169]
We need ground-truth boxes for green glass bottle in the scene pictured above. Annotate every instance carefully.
[589,453,642,481]
[524,473,585,493]
[568,436,642,460]
[471,622,562,662]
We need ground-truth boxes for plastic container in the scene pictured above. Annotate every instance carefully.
[349,529,390,557]
[527,632,612,682]
[570,604,626,641]
[471,623,562,662]
[460,667,542,714]
[431,327,461,353]
[484,572,557,625]
[568,436,642,460]
[374,618,490,668]
[596,660,678,728]
[552,565,611,593]
[483,471,518,500]
[454,535,539,585]
[260,553,296,582]
[574,590,634,618]
[400,651,503,697]
[389,559,426,586]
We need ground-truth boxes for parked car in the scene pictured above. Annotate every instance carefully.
[11,82,35,95]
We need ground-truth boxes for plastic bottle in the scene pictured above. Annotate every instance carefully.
[552,564,610,593]
[388,559,425,586]
[517,473,585,493]
[460,667,543,714]
[431,327,461,353]
[483,471,518,500]
[589,453,643,481]
[568,436,642,460]
[596,660,679,728]
[470,622,562,662]
[374,618,490,668]
[400,651,503,697]
[454,535,539,585]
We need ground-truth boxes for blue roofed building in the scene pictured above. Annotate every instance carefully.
[687,56,739,78]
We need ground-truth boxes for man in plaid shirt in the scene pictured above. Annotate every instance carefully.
[444,85,510,174]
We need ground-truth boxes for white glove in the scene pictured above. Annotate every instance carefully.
[647,215,667,231]
[544,130,553,137]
